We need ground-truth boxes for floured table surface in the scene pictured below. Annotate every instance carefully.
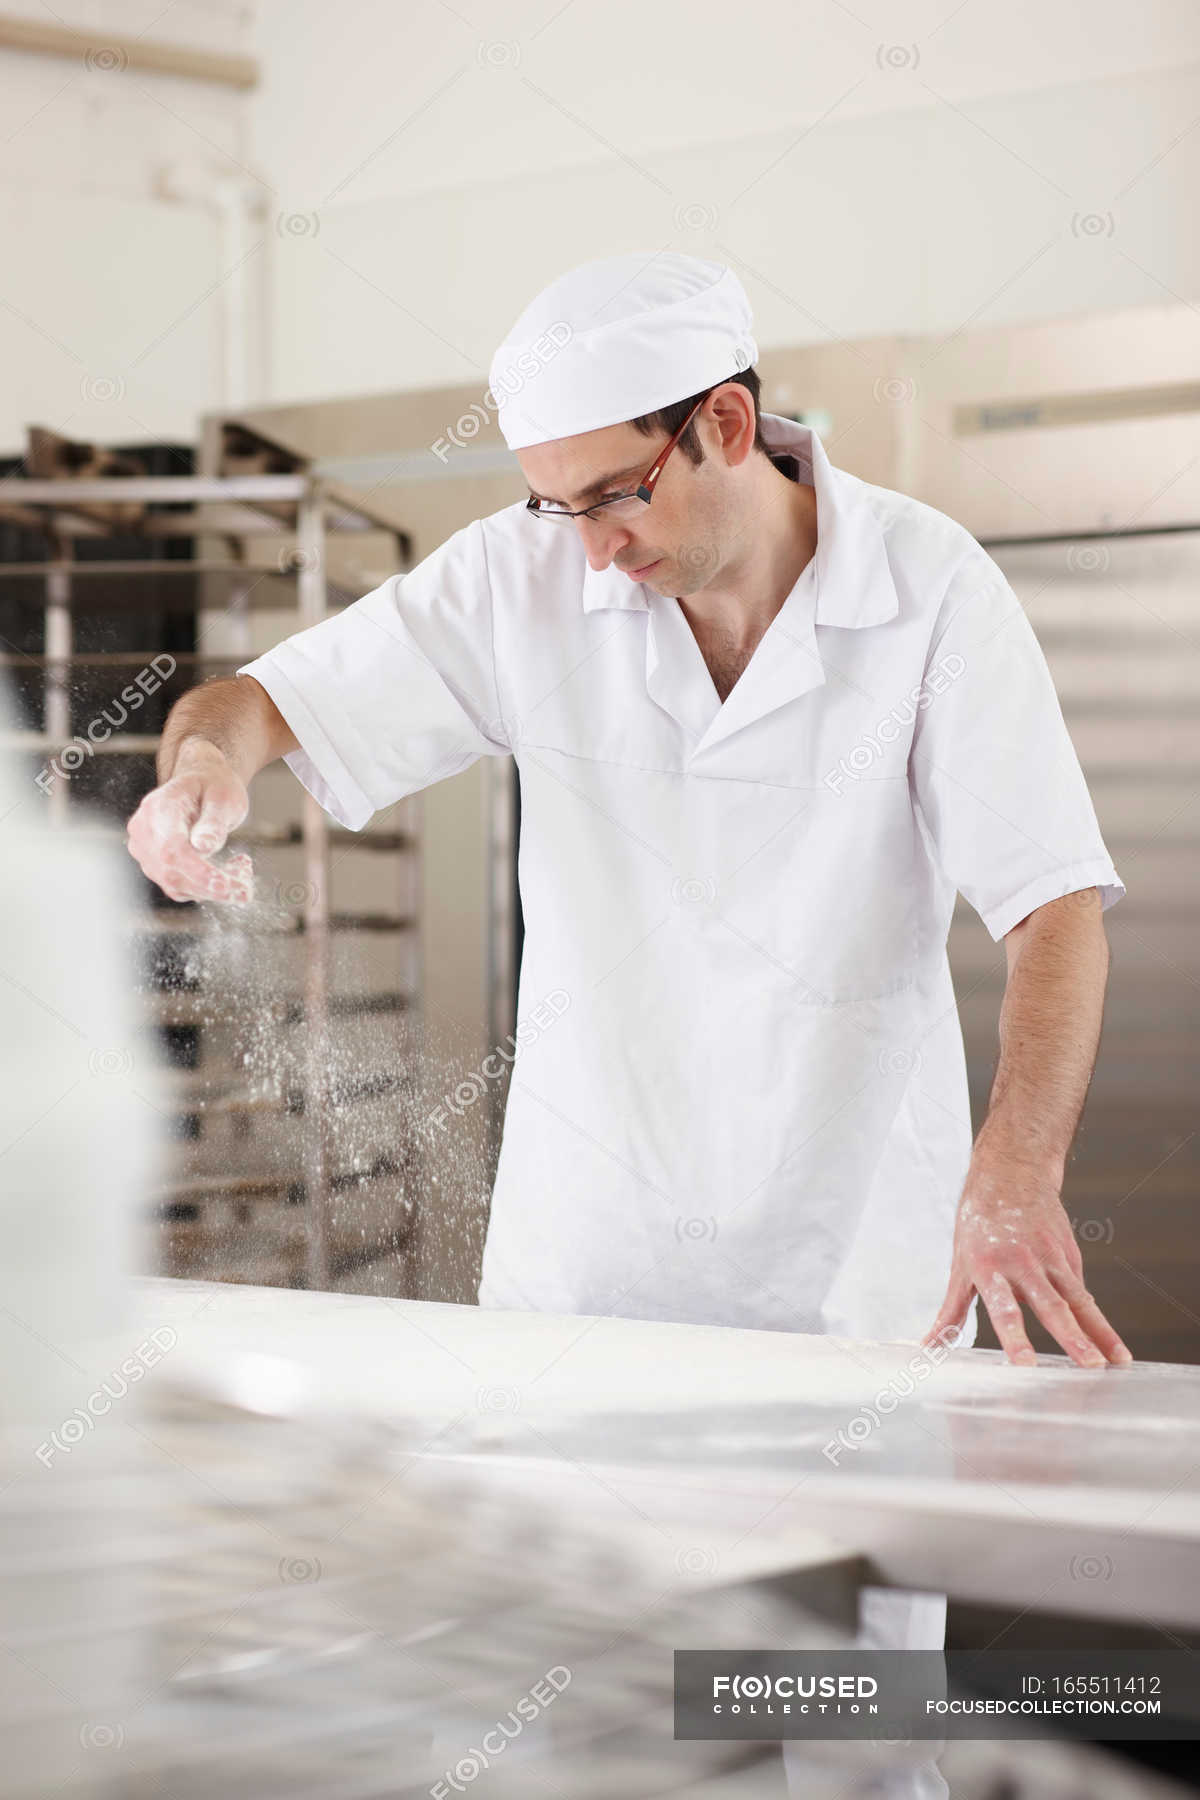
[137,1278,1200,1628]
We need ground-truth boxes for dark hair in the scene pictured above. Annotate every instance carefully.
[629,367,770,467]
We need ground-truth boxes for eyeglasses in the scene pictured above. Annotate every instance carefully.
[525,392,709,522]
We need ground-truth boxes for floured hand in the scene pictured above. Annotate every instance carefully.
[126,745,253,904]
[922,1156,1133,1369]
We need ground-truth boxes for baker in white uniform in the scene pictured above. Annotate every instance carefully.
[126,251,1131,1798]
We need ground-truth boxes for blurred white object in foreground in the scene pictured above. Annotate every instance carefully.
[0,674,167,1797]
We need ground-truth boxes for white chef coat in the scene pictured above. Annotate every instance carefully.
[237,413,1124,1345]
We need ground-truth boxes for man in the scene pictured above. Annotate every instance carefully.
[127,251,1129,1796]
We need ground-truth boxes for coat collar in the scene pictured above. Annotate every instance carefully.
[579,414,899,631]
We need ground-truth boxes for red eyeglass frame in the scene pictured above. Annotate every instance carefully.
[525,392,710,520]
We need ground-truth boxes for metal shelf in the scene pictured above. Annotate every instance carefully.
[130,910,304,936]
[63,820,416,852]
[163,1068,414,1113]
[2,731,161,752]
[328,911,415,932]
[148,990,413,1025]
[155,1151,409,1208]
[129,909,415,935]
[242,825,415,853]
[0,473,408,540]
[0,572,379,614]
[1,652,275,667]
[0,560,308,578]
[4,451,419,1290]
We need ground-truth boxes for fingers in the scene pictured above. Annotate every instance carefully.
[157,844,253,904]
[1048,1268,1133,1365]
[142,843,253,905]
[165,843,237,901]
[135,829,232,901]
[979,1272,1037,1366]
[1061,1223,1086,1283]
[190,791,232,855]
[126,784,253,904]
[921,1271,974,1350]
[1011,1274,1108,1368]
[980,1263,1134,1369]
[220,851,255,905]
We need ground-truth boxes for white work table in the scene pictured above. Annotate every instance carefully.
[138,1277,1200,1633]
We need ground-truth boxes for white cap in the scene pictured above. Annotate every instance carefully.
[488,252,758,451]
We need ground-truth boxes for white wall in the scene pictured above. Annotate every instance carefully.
[2,0,1198,452]
[248,0,1200,409]
[0,0,256,452]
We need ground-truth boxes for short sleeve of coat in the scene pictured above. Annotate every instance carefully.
[910,557,1125,942]
[236,518,509,831]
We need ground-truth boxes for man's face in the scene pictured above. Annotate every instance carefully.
[517,417,732,599]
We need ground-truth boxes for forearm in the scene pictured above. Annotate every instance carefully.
[157,674,297,787]
[974,893,1110,1182]
[926,892,1128,1366]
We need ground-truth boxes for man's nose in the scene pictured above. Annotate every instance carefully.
[575,515,632,571]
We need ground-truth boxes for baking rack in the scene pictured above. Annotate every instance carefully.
[0,451,419,1292]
